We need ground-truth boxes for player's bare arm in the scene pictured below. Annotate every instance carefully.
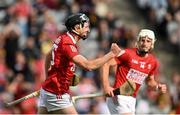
[72,43,120,71]
[100,58,117,97]
[146,75,167,93]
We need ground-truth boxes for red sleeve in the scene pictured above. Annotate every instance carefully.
[63,44,79,59]
[115,50,129,64]
[149,59,159,76]
[115,57,121,64]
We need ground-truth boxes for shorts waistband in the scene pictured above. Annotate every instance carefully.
[113,88,136,97]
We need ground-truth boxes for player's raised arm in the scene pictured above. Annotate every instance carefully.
[72,43,121,71]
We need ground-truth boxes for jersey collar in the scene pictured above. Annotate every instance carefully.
[67,31,77,44]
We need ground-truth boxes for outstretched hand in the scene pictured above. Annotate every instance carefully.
[110,43,121,57]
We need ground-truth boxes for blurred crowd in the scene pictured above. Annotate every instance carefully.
[135,0,180,114]
[136,0,180,54]
[0,0,179,114]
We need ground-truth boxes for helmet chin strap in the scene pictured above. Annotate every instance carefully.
[137,49,148,56]
[71,24,87,40]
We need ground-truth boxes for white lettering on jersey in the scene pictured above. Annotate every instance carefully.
[132,59,138,64]
[126,69,148,84]
[55,38,61,44]
[51,43,58,65]
[70,63,76,72]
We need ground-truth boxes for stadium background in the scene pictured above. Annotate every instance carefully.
[0,0,179,114]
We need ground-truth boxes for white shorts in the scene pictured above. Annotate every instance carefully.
[38,88,73,112]
[106,95,136,114]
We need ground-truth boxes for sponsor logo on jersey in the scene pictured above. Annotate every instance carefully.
[126,68,148,84]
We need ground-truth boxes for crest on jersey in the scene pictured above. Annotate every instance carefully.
[140,62,145,69]
[70,45,77,52]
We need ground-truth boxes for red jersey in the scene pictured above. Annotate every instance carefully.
[42,32,79,95]
[114,48,158,97]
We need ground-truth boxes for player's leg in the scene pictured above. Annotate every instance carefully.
[106,97,119,114]
[106,95,136,115]
[42,89,77,114]
[117,95,136,115]
[37,89,48,114]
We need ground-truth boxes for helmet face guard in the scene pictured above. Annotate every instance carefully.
[137,29,156,52]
